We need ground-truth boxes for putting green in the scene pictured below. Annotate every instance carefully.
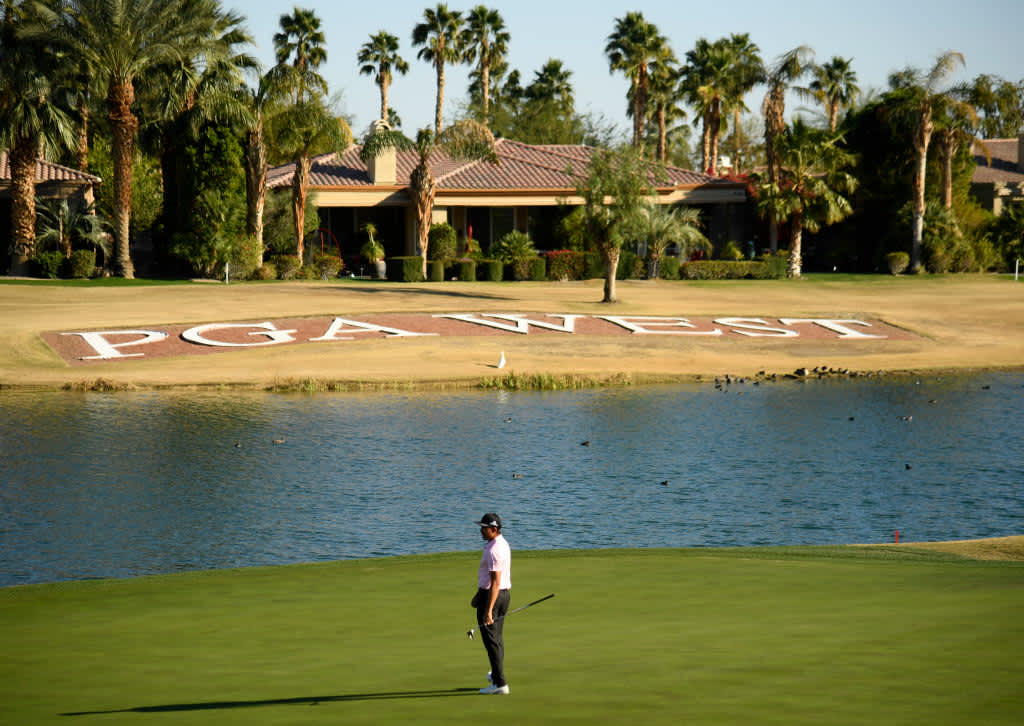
[2,547,1022,725]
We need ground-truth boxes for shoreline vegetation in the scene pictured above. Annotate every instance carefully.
[1,274,1022,392]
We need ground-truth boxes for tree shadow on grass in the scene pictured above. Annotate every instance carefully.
[62,687,479,716]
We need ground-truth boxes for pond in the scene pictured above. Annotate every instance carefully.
[1,372,1022,586]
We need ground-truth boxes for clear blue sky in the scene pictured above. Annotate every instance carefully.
[237,0,1024,138]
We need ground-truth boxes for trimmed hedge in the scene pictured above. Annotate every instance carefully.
[427,223,457,260]
[659,256,681,280]
[386,256,425,282]
[456,259,476,282]
[68,249,96,279]
[681,260,784,279]
[428,259,445,282]
[32,251,64,279]
[478,258,504,282]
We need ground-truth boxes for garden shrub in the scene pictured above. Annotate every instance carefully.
[456,259,476,282]
[427,223,457,260]
[492,231,536,263]
[546,250,585,281]
[529,257,547,281]
[428,259,445,282]
[32,251,63,279]
[68,249,96,279]
[721,241,744,261]
[252,262,277,280]
[583,252,604,279]
[886,251,910,275]
[312,253,344,280]
[387,256,425,282]
[659,256,681,280]
[274,254,302,280]
[616,250,644,280]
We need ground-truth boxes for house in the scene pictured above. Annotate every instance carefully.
[267,139,748,262]
[0,152,101,271]
[971,134,1024,215]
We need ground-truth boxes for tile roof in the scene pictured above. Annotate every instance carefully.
[268,138,736,192]
[971,138,1024,184]
[0,152,102,184]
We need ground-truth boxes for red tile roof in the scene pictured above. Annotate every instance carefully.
[268,138,736,192]
[0,152,101,184]
[972,138,1023,184]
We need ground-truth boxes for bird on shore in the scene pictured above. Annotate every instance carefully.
[580,440,590,446]
[659,480,668,486]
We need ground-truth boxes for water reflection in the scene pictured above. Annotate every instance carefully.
[1,372,1022,585]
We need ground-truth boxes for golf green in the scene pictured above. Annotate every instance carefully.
[2,547,1021,725]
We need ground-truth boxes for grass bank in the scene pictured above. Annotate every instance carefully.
[1,274,1023,390]
[3,544,1022,725]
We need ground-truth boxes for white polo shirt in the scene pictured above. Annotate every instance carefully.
[478,533,512,590]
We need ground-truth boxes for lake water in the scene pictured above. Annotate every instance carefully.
[1,372,1022,586]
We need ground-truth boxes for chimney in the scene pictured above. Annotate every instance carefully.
[367,119,396,185]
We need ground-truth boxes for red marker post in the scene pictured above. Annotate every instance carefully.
[894,530,899,544]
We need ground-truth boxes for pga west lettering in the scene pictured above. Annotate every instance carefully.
[56,314,893,362]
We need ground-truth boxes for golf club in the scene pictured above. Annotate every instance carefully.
[466,593,554,639]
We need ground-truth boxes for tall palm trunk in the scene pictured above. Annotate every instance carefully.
[732,108,743,173]
[656,103,667,163]
[633,67,648,147]
[938,130,957,209]
[434,62,445,135]
[76,101,90,172]
[601,245,620,303]
[291,155,312,263]
[108,80,137,279]
[701,116,712,174]
[764,87,786,252]
[245,121,268,263]
[8,137,37,276]
[788,210,803,279]
[379,76,390,121]
[480,60,491,125]
[708,98,721,175]
[828,101,839,133]
[411,162,435,279]
[910,109,932,272]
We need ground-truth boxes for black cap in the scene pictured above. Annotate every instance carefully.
[475,512,502,529]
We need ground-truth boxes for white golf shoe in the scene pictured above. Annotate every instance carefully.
[479,684,510,695]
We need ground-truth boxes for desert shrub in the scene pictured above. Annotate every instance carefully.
[886,251,910,275]
[312,253,344,280]
[546,249,585,281]
[32,251,64,278]
[427,223,457,260]
[68,249,96,279]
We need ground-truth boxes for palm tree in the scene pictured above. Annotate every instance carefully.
[762,45,814,251]
[605,12,668,148]
[682,37,733,175]
[723,33,764,173]
[934,95,979,209]
[274,98,352,262]
[573,145,662,302]
[412,3,465,135]
[463,6,509,126]
[525,59,575,110]
[36,197,111,262]
[885,51,965,271]
[805,56,860,132]
[1,1,77,275]
[360,120,497,278]
[358,30,409,124]
[753,120,857,278]
[645,46,681,163]
[630,203,708,279]
[273,6,327,104]
[41,0,224,278]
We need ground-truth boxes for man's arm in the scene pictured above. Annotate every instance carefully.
[484,569,502,625]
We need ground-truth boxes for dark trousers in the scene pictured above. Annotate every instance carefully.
[476,588,510,686]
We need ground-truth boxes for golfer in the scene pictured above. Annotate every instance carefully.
[473,512,511,695]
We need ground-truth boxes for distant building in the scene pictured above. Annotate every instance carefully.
[971,134,1024,215]
[267,139,747,262]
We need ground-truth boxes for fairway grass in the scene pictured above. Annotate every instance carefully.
[3,546,1022,725]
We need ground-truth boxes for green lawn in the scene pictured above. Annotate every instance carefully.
[2,547,1022,725]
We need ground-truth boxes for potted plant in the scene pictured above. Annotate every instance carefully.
[360,222,387,279]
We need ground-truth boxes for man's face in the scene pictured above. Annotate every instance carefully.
[480,525,498,541]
